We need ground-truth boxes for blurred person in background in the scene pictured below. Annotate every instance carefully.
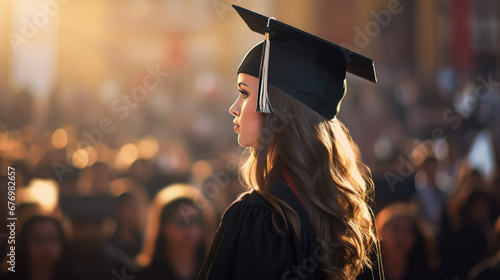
[0,174,9,259]
[439,190,492,280]
[358,202,434,280]
[62,195,125,280]
[33,150,68,181]
[2,215,78,280]
[128,159,159,198]
[91,162,114,194]
[439,164,488,263]
[105,192,145,271]
[206,174,243,219]
[8,161,31,189]
[413,156,447,230]
[468,216,500,280]
[136,184,215,280]
[487,172,500,226]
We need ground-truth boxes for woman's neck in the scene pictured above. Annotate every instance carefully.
[383,251,409,280]
[29,264,54,280]
[166,244,197,278]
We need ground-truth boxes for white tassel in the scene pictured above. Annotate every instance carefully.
[257,17,275,114]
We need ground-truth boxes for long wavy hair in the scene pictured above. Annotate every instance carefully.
[240,84,378,280]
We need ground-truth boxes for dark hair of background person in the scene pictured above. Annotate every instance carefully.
[5,215,75,280]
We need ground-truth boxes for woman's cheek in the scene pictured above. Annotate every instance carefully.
[245,123,259,147]
[249,110,264,145]
[240,101,261,148]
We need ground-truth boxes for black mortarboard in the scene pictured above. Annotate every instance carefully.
[234,5,377,119]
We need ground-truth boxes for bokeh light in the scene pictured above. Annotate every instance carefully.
[115,143,138,171]
[52,128,68,149]
[191,160,213,181]
[137,135,159,159]
[24,179,59,213]
[72,148,89,169]
[85,146,98,167]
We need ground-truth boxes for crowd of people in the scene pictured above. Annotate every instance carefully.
[1,61,500,280]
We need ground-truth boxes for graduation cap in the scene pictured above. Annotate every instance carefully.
[234,5,377,119]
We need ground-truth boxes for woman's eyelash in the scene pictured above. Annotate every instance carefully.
[239,90,248,98]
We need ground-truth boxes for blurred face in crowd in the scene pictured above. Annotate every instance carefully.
[229,73,265,148]
[117,196,140,230]
[468,196,490,225]
[381,217,416,258]
[28,220,63,269]
[162,204,203,250]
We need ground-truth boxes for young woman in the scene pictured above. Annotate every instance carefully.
[357,203,432,280]
[3,216,76,280]
[106,192,144,269]
[136,184,216,280]
[197,6,381,280]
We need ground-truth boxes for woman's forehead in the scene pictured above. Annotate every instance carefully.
[237,73,257,87]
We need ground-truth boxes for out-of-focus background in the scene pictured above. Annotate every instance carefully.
[0,0,499,280]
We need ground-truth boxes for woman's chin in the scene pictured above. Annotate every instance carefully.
[237,136,252,148]
[237,139,248,148]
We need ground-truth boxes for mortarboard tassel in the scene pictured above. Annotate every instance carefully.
[256,17,275,113]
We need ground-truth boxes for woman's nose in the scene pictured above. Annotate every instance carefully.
[229,100,239,117]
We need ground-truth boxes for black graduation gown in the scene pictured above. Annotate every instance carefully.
[197,171,322,280]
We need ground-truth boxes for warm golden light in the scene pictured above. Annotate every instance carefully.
[410,140,435,167]
[137,135,159,159]
[85,146,98,166]
[52,128,68,149]
[26,179,59,213]
[0,133,7,151]
[191,160,212,180]
[72,149,89,169]
[11,141,27,160]
[110,178,129,196]
[26,144,45,170]
[115,143,138,171]
[0,132,14,153]
[22,125,36,144]
[119,143,138,164]
[95,143,111,162]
